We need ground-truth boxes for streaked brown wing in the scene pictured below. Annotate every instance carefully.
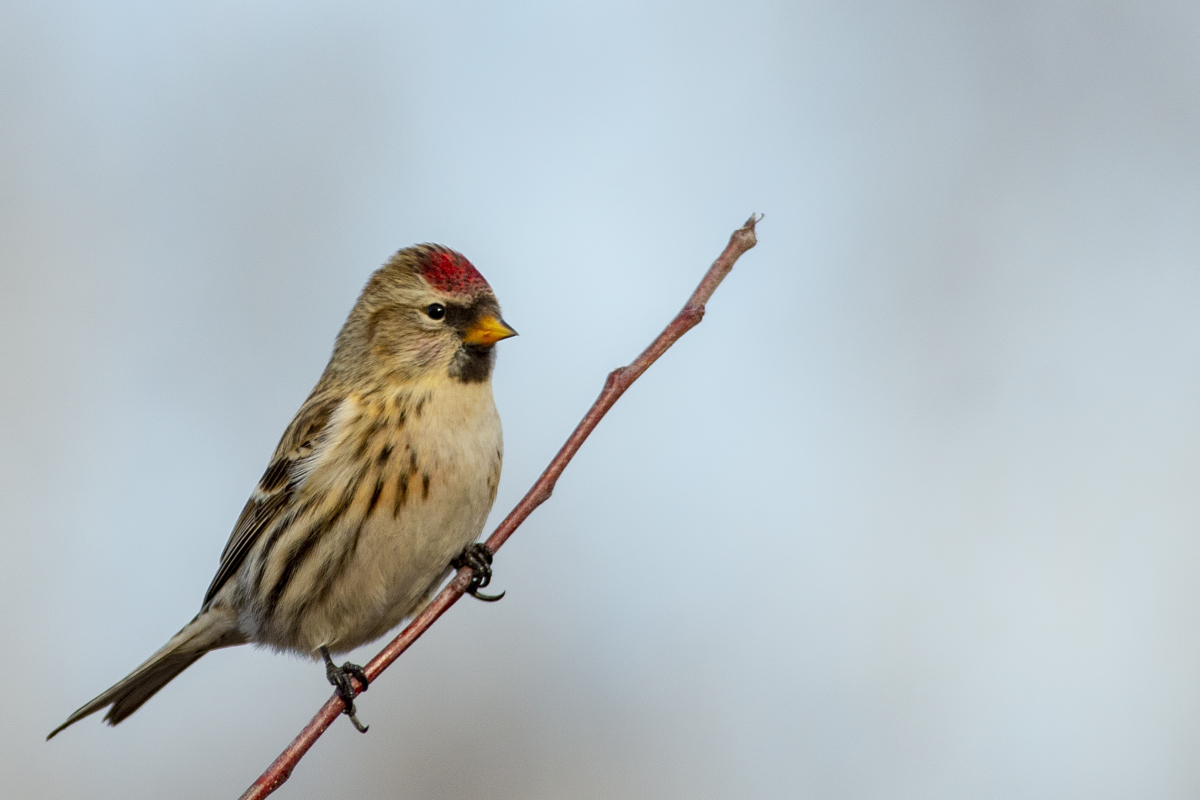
[201,392,343,608]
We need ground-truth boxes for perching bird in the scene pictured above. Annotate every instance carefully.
[49,244,517,738]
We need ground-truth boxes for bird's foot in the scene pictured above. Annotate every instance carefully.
[452,542,505,602]
[320,646,369,733]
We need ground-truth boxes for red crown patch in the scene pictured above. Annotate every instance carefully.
[420,248,490,295]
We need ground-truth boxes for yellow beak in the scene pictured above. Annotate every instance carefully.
[462,314,518,346]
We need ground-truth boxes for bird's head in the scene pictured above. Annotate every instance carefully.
[332,244,517,385]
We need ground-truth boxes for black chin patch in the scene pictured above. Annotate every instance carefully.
[449,344,495,383]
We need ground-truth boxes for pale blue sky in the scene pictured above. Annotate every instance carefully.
[4,2,1200,798]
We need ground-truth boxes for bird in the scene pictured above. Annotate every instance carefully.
[48,244,517,738]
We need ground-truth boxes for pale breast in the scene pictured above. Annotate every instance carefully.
[251,378,503,654]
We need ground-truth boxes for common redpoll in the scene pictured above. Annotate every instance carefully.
[49,244,516,737]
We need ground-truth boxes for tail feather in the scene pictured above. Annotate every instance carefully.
[48,608,245,739]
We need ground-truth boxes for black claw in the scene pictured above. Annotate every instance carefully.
[452,542,505,602]
[321,646,370,733]
[471,587,506,602]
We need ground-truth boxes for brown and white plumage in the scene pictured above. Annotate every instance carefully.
[49,244,515,738]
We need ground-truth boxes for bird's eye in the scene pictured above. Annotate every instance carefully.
[425,303,446,321]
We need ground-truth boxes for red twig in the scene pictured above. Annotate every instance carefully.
[238,214,761,800]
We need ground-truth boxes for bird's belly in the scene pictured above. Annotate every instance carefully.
[247,381,503,655]
[301,473,493,653]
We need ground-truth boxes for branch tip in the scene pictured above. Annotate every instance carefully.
[734,213,761,248]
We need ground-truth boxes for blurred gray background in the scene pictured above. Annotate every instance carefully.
[4,2,1200,798]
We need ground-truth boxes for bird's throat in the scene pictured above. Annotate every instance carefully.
[448,344,495,383]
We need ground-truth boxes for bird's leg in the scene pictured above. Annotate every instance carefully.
[320,646,369,733]
[452,542,505,602]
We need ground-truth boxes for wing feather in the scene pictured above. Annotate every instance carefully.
[202,392,344,607]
